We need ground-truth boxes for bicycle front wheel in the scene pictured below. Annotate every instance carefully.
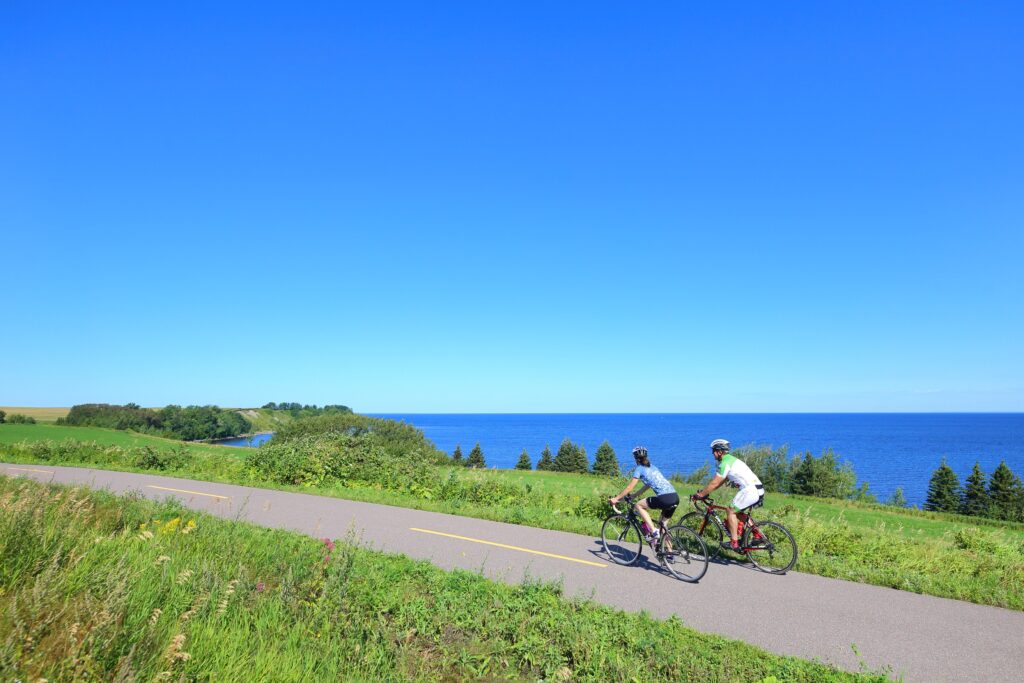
[679,511,724,558]
[661,524,709,583]
[601,514,643,565]
[743,521,798,574]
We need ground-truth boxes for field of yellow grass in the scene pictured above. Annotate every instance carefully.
[0,407,69,422]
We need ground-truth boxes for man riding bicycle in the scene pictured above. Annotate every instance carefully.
[692,439,765,551]
[609,446,680,543]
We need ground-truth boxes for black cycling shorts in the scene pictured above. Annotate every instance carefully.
[646,492,680,517]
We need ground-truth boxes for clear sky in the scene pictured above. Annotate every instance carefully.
[2,2,1021,412]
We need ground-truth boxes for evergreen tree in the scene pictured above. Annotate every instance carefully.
[515,449,532,470]
[924,459,961,513]
[536,445,554,471]
[451,444,463,464]
[591,440,620,476]
[960,462,990,517]
[553,438,588,474]
[988,461,1024,522]
[886,487,907,508]
[467,442,486,468]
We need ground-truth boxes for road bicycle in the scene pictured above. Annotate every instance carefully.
[600,494,709,582]
[678,494,798,575]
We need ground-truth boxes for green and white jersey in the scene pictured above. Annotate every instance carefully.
[716,454,762,489]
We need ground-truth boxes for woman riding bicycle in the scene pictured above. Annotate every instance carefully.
[693,439,765,551]
[609,446,680,542]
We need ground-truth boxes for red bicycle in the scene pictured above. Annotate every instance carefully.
[678,495,798,574]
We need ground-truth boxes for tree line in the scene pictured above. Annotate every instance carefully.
[450,438,621,476]
[925,459,1024,521]
[0,411,36,424]
[260,403,352,416]
[57,403,252,441]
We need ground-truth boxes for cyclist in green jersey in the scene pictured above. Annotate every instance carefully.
[692,439,765,551]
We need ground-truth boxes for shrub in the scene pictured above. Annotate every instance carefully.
[5,414,36,424]
[790,449,856,499]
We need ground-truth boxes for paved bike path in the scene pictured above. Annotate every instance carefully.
[4,463,1023,682]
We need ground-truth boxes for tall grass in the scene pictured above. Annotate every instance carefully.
[0,476,890,681]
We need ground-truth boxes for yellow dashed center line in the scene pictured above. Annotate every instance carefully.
[410,527,607,568]
[6,466,54,474]
[146,485,229,500]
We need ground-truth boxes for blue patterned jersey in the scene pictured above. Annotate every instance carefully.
[630,465,676,496]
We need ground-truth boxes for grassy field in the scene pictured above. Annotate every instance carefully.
[0,406,69,423]
[2,423,1022,611]
[0,475,891,681]
[0,423,247,458]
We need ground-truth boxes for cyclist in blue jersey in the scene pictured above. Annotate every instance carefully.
[609,446,680,542]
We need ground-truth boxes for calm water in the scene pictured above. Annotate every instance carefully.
[367,413,1024,507]
[215,433,274,448]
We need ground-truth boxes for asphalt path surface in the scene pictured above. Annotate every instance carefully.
[4,463,1023,682]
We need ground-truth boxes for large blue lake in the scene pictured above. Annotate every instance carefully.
[221,414,1024,507]
[372,413,1024,507]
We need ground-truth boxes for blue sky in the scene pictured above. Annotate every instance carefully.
[2,2,1021,412]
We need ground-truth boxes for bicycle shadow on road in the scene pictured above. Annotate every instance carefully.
[585,539,711,578]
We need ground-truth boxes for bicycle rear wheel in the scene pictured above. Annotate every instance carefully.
[743,521,797,574]
[660,524,709,582]
[679,511,724,558]
[601,514,643,565]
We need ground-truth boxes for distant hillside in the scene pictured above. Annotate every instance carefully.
[0,407,69,423]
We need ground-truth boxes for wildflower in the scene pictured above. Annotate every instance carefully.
[181,519,197,535]
[255,581,265,594]
[161,518,181,534]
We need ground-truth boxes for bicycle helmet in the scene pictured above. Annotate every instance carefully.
[631,446,648,459]
[710,439,730,453]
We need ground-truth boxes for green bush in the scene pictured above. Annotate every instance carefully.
[5,414,36,425]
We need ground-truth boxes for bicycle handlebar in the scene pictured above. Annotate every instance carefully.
[609,493,636,514]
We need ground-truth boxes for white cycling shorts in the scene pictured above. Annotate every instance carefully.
[732,486,762,511]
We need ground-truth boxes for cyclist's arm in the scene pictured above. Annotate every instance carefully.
[611,478,641,504]
[696,474,726,499]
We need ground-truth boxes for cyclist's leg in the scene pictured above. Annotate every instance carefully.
[729,487,760,542]
[635,498,656,533]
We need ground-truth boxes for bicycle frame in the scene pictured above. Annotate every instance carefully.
[690,497,761,549]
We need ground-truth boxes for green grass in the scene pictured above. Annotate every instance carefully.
[0,423,247,458]
[2,426,1022,611]
[0,475,891,682]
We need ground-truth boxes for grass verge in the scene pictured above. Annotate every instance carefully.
[0,475,894,682]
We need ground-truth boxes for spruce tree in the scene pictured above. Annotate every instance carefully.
[960,462,990,517]
[515,449,532,470]
[886,487,907,508]
[988,461,1024,522]
[553,438,588,474]
[536,445,554,471]
[451,444,463,464]
[591,440,620,477]
[467,442,486,468]
[924,459,961,513]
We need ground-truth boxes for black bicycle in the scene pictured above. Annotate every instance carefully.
[601,494,709,582]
